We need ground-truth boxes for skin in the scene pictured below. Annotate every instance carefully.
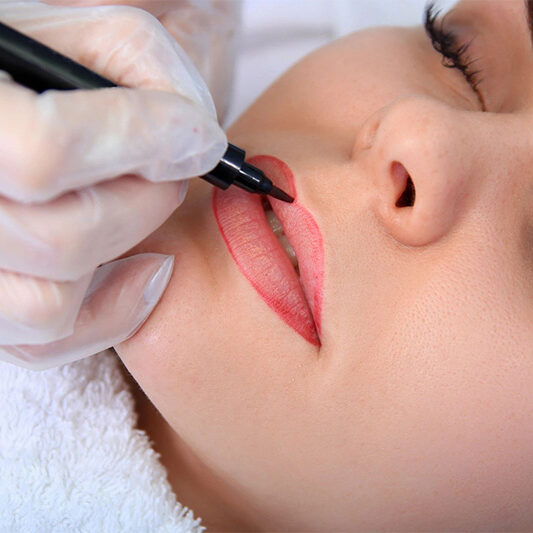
[116,1,533,530]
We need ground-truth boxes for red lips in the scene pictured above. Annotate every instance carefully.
[212,155,324,345]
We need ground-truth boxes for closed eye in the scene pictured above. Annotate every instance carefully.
[424,2,486,110]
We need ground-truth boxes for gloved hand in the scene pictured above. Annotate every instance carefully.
[0,1,227,370]
[44,0,242,122]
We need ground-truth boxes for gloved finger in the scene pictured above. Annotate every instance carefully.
[0,81,225,203]
[0,174,187,281]
[0,267,92,346]
[158,3,240,122]
[0,253,174,370]
[0,70,14,84]
[42,0,241,121]
[0,2,215,113]
[43,0,184,19]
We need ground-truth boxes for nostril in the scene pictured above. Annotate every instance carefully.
[391,162,416,208]
[396,175,416,207]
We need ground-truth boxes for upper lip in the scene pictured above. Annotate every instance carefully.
[249,155,324,337]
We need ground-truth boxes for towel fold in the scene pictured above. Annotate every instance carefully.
[0,349,203,533]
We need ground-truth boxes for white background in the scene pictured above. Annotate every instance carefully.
[226,0,457,126]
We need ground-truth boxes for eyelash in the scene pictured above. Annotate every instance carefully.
[424,3,485,105]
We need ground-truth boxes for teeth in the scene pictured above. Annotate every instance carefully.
[265,210,283,236]
[278,234,298,268]
[264,207,299,271]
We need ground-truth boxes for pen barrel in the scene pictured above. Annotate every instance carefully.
[201,144,245,190]
[0,21,116,92]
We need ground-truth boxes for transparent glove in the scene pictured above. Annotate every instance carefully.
[43,0,242,122]
[0,1,227,370]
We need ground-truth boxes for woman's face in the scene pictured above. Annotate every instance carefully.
[117,1,533,530]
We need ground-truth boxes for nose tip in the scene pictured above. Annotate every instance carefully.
[356,96,477,247]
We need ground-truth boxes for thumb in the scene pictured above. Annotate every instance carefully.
[0,253,174,370]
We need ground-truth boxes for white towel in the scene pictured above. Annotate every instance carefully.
[0,349,203,533]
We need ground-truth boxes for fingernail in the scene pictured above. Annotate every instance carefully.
[143,255,174,305]
[177,179,189,206]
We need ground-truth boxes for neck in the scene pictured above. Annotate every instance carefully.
[125,369,256,532]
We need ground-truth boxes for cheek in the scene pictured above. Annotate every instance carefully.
[316,200,533,514]
[368,273,533,499]
[314,286,533,526]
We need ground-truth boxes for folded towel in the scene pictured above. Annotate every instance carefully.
[0,349,203,533]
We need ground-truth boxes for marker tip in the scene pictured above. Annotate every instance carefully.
[268,185,294,203]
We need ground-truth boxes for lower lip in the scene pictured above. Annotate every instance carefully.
[212,156,322,345]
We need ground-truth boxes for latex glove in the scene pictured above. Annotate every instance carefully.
[0,1,227,370]
[43,0,242,122]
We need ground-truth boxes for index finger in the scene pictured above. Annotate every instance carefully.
[0,82,225,202]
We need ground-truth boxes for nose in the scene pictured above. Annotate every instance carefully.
[354,96,501,247]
